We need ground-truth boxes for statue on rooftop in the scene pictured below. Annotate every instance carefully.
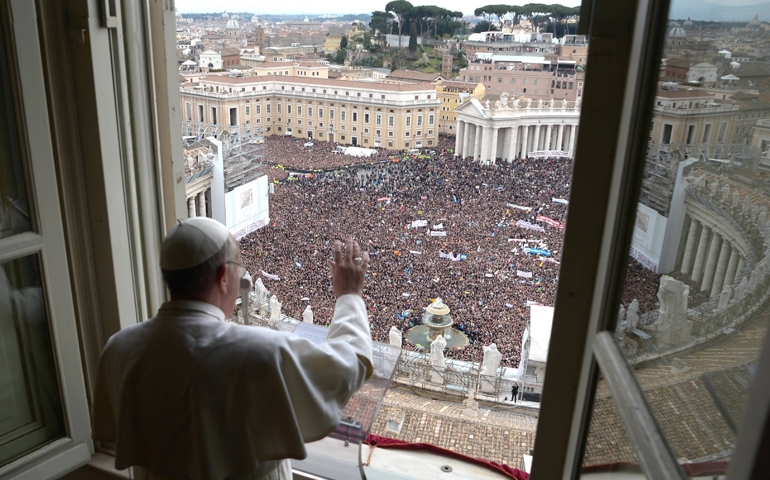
[537,99,544,109]
[549,98,556,109]
[485,99,491,110]
[733,190,740,207]
[721,184,730,202]
[481,343,502,377]
[615,304,626,338]
[710,179,719,197]
[269,294,282,321]
[743,197,752,215]
[526,98,532,109]
[574,98,581,109]
[500,92,509,108]
[512,98,521,109]
[734,277,749,303]
[562,99,568,109]
[626,299,639,331]
[389,326,402,347]
[302,305,314,324]
[255,277,268,304]
[429,334,447,369]
[717,285,732,312]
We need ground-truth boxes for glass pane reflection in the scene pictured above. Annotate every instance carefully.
[0,255,65,467]
[584,2,768,476]
[0,19,32,238]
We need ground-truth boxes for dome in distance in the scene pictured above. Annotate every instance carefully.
[226,19,240,29]
[683,17,693,26]
[668,26,687,38]
[222,10,229,18]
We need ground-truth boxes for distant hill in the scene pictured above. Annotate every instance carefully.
[668,0,770,21]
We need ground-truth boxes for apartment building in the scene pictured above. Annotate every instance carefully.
[459,53,585,101]
[324,36,342,53]
[180,75,440,149]
[435,79,485,135]
[246,61,329,78]
[649,88,770,146]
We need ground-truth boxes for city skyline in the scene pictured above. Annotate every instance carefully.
[175,0,582,16]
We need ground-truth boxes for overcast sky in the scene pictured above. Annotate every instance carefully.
[176,0,583,16]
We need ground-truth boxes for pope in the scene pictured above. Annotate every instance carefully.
[92,217,372,480]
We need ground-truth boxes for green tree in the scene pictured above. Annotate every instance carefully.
[340,35,348,49]
[369,10,394,52]
[386,0,413,48]
[334,49,345,64]
[408,23,417,52]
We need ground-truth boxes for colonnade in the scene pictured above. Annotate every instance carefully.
[187,189,211,218]
[680,214,745,297]
[454,120,579,164]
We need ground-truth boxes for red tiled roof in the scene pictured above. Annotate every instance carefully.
[387,70,442,82]
[199,74,437,92]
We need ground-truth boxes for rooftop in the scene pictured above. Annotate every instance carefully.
[387,70,443,82]
[198,74,437,92]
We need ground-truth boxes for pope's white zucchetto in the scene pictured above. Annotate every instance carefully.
[160,217,232,271]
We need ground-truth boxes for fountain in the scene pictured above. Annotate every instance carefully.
[404,298,469,350]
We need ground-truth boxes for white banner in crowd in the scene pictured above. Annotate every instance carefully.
[507,203,532,211]
[517,270,533,278]
[433,223,444,230]
[430,231,447,237]
[411,219,427,228]
[261,270,280,281]
[529,150,571,158]
[515,220,545,232]
[439,251,465,261]
[409,250,422,255]
[552,198,569,205]
[525,300,545,306]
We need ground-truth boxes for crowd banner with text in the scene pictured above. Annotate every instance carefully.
[523,247,551,256]
[529,150,570,159]
[515,220,545,233]
[517,271,533,278]
[535,215,564,229]
[430,231,447,237]
[411,219,427,228]
[552,198,569,205]
[507,203,532,211]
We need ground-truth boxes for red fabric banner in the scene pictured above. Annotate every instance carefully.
[365,434,529,480]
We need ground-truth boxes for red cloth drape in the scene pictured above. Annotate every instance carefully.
[365,434,529,480]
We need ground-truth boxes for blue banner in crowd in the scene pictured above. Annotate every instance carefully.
[522,247,552,256]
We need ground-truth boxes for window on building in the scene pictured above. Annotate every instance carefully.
[297,106,302,116]
[319,108,323,118]
[352,112,357,122]
[245,106,250,116]
[417,115,422,126]
[342,110,347,121]
[405,117,411,127]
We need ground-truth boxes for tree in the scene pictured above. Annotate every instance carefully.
[369,10,394,52]
[408,23,417,52]
[386,0,413,48]
[473,20,498,33]
[334,49,345,64]
[340,35,348,49]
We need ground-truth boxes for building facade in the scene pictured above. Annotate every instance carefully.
[180,75,440,150]
[435,80,485,135]
[459,53,585,101]
[455,97,581,164]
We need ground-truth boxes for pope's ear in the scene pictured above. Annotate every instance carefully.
[216,264,229,291]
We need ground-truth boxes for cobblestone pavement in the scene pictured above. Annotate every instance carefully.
[370,388,537,466]
[367,308,769,468]
[584,306,769,466]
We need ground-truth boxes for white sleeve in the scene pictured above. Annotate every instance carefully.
[327,294,373,379]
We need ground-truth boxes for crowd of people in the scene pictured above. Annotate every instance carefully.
[240,136,661,368]
[262,136,381,171]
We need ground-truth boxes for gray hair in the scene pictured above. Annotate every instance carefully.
[161,238,237,298]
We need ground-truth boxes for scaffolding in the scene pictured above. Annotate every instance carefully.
[640,142,761,216]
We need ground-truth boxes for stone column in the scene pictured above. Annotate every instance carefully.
[691,225,711,283]
[724,249,740,287]
[533,125,541,153]
[680,217,700,274]
[557,125,564,151]
[710,241,732,297]
[701,232,722,292]
[197,192,207,217]
[187,196,196,218]
[489,127,500,164]
[544,124,552,151]
[455,120,464,156]
[463,121,472,159]
[507,126,518,162]
[521,125,529,158]
[736,257,745,278]
[568,125,578,156]
[474,124,483,161]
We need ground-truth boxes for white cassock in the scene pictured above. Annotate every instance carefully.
[92,294,372,480]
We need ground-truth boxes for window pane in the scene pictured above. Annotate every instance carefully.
[0,22,32,238]
[0,254,65,467]
[583,1,769,475]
